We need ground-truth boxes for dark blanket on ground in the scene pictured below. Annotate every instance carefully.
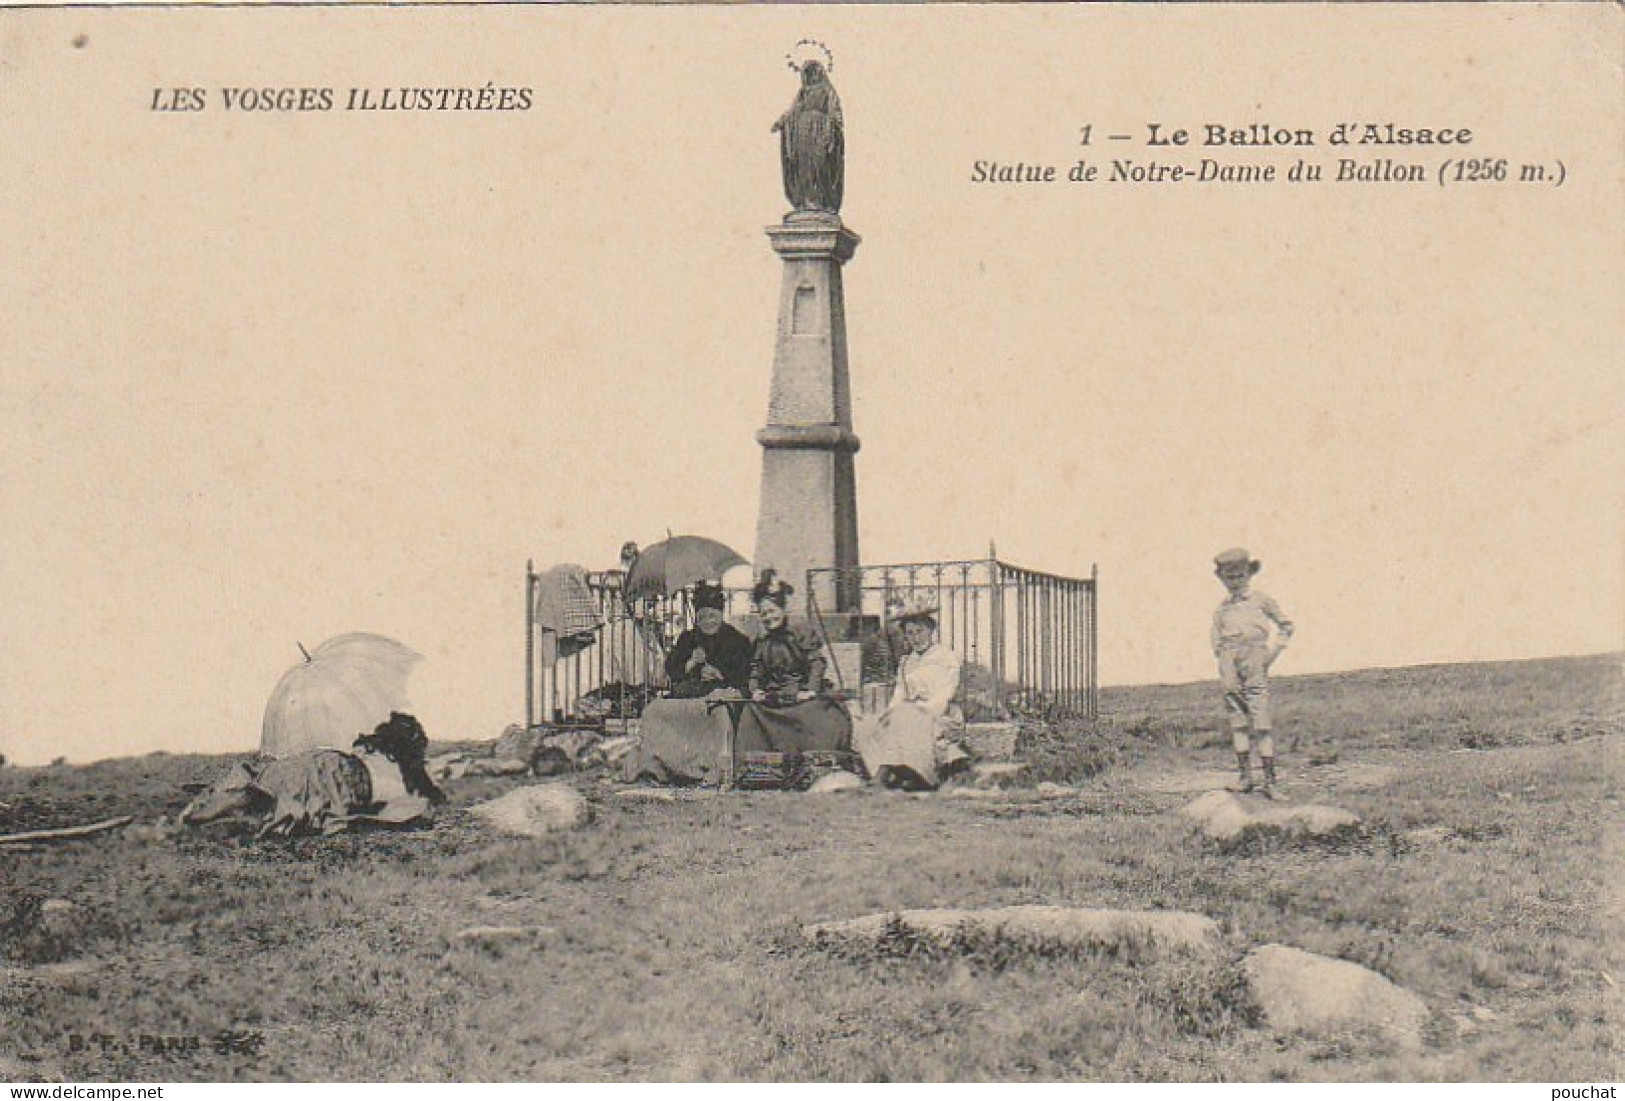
[733,697,853,756]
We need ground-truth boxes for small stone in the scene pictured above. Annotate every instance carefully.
[469,783,591,837]
[807,771,864,794]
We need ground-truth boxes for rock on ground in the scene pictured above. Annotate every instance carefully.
[807,771,864,794]
[468,783,590,837]
[805,905,1220,958]
[1179,790,1360,843]
[1242,944,1430,1048]
[492,724,544,763]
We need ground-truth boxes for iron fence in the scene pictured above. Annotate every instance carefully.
[524,556,1097,726]
[806,558,1098,720]
[524,563,753,726]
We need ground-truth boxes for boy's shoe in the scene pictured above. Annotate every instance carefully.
[1257,758,1279,799]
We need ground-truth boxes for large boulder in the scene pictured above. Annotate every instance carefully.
[1242,944,1429,1048]
[805,905,1221,958]
[469,783,590,837]
[492,723,545,763]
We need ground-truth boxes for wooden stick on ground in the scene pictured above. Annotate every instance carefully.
[0,816,133,846]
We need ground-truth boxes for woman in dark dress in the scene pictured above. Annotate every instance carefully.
[749,571,826,705]
[730,571,852,772]
[664,581,752,699]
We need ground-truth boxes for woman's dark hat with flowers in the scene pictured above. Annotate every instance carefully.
[691,580,727,610]
[751,568,795,608]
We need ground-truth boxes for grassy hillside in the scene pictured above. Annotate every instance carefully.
[1,654,1619,1082]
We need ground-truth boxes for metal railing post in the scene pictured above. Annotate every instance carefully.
[525,560,535,730]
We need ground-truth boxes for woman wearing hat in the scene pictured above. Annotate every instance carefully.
[664,581,753,699]
[728,571,855,768]
[748,570,826,705]
[854,594,967,790]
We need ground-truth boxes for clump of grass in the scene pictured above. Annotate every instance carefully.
[1016,721,1124,784]
[1217,820,1374,858]
[1131,957,1264,1039]
[814,915,1172,974]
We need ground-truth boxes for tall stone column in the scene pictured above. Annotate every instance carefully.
[753,212,861,614]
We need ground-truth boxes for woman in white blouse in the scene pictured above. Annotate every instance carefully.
[856,595,968,790]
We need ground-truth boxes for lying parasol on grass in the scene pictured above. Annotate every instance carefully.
[261,633,421,759]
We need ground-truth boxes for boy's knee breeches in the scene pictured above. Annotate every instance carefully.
[1218,643,1272,737]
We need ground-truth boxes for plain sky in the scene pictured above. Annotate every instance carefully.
[2,5,1620,764]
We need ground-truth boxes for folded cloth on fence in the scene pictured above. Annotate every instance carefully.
[620,698,735,786]
[732,697,854,756]
[534,563,602,661]
[852,703,969,790]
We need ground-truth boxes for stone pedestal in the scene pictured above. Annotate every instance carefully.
[754,213,862,614]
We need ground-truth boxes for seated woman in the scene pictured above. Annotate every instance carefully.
[730,570,854,763]
[749,570,826,704]
[625,581,752,786]
[663,581,752,699]
[854,595,968,790]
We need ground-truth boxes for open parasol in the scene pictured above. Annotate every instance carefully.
[622,535,748,603]
[260,633,421,759]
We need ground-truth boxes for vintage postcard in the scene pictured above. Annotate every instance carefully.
[1,3,1620,1086]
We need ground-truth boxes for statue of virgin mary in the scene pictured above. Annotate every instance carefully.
[772,56,843,216]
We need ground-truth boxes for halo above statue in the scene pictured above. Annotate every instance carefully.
[785,39,834,74]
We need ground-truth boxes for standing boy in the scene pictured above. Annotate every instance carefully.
[1211,547,1294,796]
